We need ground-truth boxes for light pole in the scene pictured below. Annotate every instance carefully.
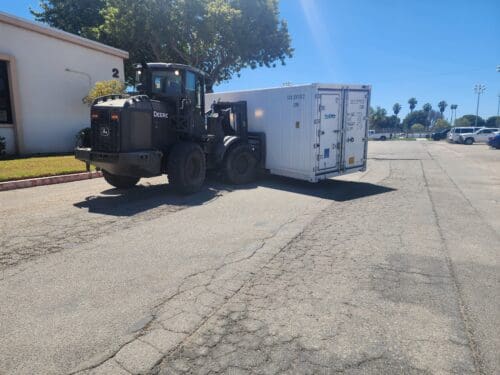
[497,93,500,117]
[450,104,458,125]
[473,84,486,127]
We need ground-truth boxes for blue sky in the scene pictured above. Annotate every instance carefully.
[2,0,499,119]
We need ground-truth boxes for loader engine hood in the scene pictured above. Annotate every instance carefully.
[90,95,173,153]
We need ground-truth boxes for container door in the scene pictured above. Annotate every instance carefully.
[342,89,369,170]
[318,93,342,171]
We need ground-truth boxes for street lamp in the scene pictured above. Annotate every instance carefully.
[473,84,486,127]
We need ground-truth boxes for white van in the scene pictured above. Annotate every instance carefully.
[448,127,483,143]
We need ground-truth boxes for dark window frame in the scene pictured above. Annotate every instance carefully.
[0,60,13,124]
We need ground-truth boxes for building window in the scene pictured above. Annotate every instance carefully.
[0,61,13,124]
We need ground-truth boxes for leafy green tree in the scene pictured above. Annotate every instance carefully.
[31,0,106,36]
[83,79,126,105]
[368,106,387,130]
[403,110,428,131]
[433,118,450,131]
[455,114,485,127]
[422,103,432,113]
[485,116,500,128]
[385,115,401,131]
[411,123,425,133]
[454,116,472,127]
[408,97,417,112]
[34,0,294,91]
[438,100,447,116]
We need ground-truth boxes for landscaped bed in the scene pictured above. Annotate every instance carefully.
[0,155,94,182]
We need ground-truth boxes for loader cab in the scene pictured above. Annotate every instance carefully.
[134,63,206,116]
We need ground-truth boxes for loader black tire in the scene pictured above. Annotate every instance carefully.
[103,170,140,189]
[167,142,206,194]
[224,143,257,185]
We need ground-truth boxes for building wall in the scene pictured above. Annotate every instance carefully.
[0,21,125,154]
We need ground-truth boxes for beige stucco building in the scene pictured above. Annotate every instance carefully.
[0,11,128,155]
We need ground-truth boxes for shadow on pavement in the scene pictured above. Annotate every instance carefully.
[74,173,394,217]
[73,175,230,216]
[257,175,396,202]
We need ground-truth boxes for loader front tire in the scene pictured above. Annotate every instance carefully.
[103,170,140,189]
[168,142,206,194]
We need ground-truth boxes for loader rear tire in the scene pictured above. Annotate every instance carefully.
[168,142,206,194]
[224,143,257,185]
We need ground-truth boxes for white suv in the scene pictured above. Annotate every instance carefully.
[459,128,500,145]
[448,127,483,143]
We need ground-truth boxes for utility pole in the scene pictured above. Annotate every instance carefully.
[473,84,486,127]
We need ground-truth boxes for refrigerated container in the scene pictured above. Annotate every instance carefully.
[206,83,370,182]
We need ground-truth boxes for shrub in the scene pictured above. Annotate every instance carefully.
[83,80,126,105]
[75,127,91,148]
[0,136,5,156]
[433,118,450,131]
[411,123,425,133]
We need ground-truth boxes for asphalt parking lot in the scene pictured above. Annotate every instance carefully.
[0,140,498,374]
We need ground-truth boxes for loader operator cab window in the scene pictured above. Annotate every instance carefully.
[185,71,204,116]
[151,70,182,97]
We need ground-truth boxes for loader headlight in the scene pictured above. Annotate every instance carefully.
[110,112,120,122]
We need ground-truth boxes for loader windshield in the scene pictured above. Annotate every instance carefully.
[151,70,182,97]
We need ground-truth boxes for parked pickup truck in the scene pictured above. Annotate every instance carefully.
[368,130,392,141]
[459,128,499,145]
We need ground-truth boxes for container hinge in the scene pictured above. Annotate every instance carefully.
[313,143,320,148]
[314,119,321,124]
[317,130,325,137]
[319,105,325,111]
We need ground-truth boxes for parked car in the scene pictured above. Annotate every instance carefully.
[431,128,450,140]
[368,129,393,141]
[459,128,500,145]
[487,133,500,149]
[448,127,483,143]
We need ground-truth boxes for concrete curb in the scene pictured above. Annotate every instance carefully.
[0,171,103,192]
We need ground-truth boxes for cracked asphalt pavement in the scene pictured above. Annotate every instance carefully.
[0,141,498,374]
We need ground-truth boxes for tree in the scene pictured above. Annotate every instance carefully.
[485,116,500,128]
[31,0,106,37]
[408,97,417,112]
[34,0,294,91]
[438,100,447,116]
[411,123,425,133]
[433,118,450,131]
[368,106,387,130]
[392,103,401,116]
[455,114,485,127]
[422,103,432,113]
[83,80,126,105]
[402,110,428,131]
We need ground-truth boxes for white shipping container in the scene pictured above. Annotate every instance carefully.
[206,83,371,182]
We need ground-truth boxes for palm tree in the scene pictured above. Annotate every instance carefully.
[422,103,432,130]
[438,100,448,117]
[408,98,417,112]
[392,103,402,116]
[392,103,402,132]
